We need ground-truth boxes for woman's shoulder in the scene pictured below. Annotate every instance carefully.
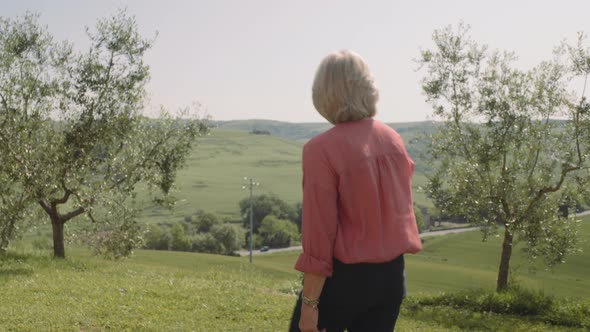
[304,125,339,149]
[370,119,404,142]
[304,118,404,149]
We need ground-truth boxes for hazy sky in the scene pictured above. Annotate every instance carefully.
[3,0,590,123]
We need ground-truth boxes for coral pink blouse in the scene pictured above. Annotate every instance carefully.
[294,118,422,277]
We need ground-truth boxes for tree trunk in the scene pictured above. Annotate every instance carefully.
[496,226,513,292]
[52,220,65,258]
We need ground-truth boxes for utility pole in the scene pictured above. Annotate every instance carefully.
[243,177,258,263]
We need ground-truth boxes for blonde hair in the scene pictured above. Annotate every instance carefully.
[312,50,379,124]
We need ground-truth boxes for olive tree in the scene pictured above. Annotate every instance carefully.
[418,24,590,291]
[0,12,207,258]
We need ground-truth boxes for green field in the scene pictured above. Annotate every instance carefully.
[138,129,303,224]
[251,218,590,299]
[2,218,588,331]
[138,125,433,226]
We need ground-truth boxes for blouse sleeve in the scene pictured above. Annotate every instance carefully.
[294,142,339,277]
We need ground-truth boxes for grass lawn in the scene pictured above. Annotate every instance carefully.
[2,217,589,331]
[3,249,458,331]
[253,219,590,299]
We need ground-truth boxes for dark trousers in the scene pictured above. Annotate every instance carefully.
[289,255,405,332]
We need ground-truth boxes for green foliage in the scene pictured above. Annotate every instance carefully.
[293,201,303,231]
[193,211,221,233]
[90,220,143,260]
[402,305,581,332]
[239,194,297,233]
[414,204,425,232]
[170,222,191,252]
[191,232,223,254]
[142,211,241,255]
[418,23,590,289]
[75,194,145,259]
[0,11,208,258]
[258,215,299,248]
[407,287,590,328]
[210,223,243,255]
[0,12,52,252]
[144,224,171,250]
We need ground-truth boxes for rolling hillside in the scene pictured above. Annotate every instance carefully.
[212,119,436,141]
[140,129,305,223]
[213,119,436,172]
[139,123,434,225]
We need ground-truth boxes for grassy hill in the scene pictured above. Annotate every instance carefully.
[139,125,434,225]
[3,217,589,331]
[251,219,590,299]
[139,129,305,223]
[212,119,333,142]
[214,119,435,173]
[213,119,436,142]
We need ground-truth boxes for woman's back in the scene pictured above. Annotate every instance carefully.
[296,118,421,274]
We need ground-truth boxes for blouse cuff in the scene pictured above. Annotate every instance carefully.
[294,252,333,277]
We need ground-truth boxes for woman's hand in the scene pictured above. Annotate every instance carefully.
[299,304,320,332]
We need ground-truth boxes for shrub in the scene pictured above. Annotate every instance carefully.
[210,224,244,255]
[414,205,424,232]
[144,224,171,250]
[408,287,590,328]
[258,215,299,248]
[170,223,191,252]
[192,233,223,254]
[194,212,221,233]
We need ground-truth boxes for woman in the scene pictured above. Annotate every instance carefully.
[289,50,422,332]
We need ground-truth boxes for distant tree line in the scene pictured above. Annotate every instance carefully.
[143,194,303,255]
[144,194,436,255]
[250,129,271,136]
[143,211,243,256]
[239,194,301,249]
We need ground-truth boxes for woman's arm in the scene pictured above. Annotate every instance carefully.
[299,272,327,332]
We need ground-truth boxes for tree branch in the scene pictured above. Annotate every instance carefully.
[539,166,579,194]
[0,90,9,113]
[109,126,175,190]
[88,210,97,223]
[528,115,550,182]
[38,199,53,215]
[523,164,580,217]
[51,179,72,206]
[574,75,587,166]
[51,189,71,206]
[500,198,511,223]
[61,207,85,223]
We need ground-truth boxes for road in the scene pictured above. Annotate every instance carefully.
[237,211,590,257]
[237,226,479,257]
